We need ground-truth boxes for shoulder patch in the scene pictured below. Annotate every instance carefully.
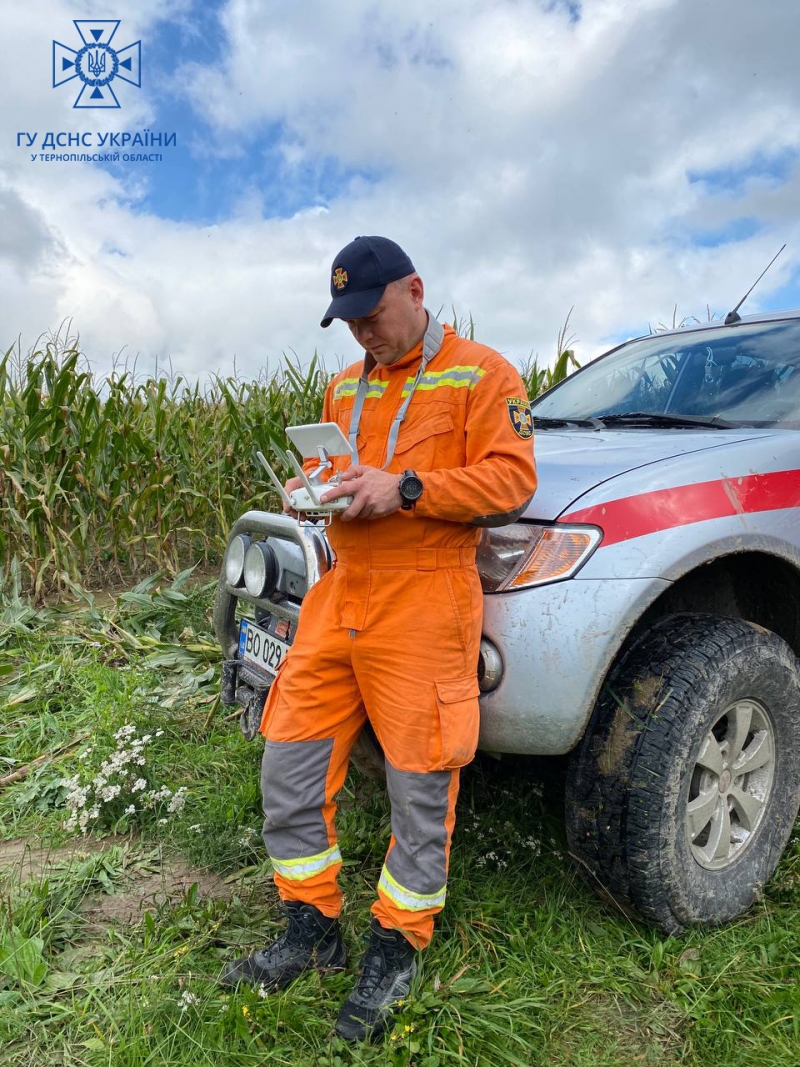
[506,397,533,439]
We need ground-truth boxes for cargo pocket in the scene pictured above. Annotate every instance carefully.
[259,659,288,738]
[395,411,454,469]
[430,676,481,770]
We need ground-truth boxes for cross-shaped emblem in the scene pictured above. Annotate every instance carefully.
[53,20,141,109]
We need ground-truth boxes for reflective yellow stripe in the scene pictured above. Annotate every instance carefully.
[333,378,388,401]
[378,866,446,911]
[414,365,486,381]
[271,845,342,881]
[401,366,485,397]
[419,364,485,376]
[413,378,475,392]
[332,378,359,400]
[336,366,485,401]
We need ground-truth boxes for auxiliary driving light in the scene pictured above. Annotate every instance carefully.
[224,534,251,587]
[243,541,279,599]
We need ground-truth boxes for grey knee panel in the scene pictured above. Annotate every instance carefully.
[261,738,334,860]
[383,762,452,895]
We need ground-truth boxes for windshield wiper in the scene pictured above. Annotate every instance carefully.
[532,416,606,429]
[596,412,737,430]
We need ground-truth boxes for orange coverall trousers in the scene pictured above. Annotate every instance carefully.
[259,321,537,948]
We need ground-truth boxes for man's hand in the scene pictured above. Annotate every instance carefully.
[282,476,304,519]
[320,465,402,522]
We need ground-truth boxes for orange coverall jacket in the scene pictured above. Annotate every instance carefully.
[259,321,537,947]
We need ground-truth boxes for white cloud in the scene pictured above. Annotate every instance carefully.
[1,0,800,377]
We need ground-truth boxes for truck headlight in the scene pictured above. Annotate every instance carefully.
[477,523,602,592]
[225,535,251,587]
[244,541,279,598]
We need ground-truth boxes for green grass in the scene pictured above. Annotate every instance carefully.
[1,579,798,1066]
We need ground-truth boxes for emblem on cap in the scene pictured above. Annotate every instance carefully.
[332,267,348,291]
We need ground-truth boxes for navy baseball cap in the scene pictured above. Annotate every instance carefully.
[321,236,415,327]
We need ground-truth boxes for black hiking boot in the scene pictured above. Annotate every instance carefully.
[221,901,346,991]
[335,919,417,1042]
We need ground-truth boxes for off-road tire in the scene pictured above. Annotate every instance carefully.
[350,721,387,782]
[565,614,800,934]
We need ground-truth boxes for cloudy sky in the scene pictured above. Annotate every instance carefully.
[2,0,800,378]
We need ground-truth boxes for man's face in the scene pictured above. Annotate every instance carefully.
[344,276,424,366]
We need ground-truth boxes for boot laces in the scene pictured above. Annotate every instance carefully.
[284,906,322,947]
[356,931,408,997]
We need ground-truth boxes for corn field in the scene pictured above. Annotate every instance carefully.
[1,328,577,599]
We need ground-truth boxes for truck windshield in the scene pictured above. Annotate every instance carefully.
[531,319,800,429]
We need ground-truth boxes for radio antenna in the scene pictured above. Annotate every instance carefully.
[724,243,786,325]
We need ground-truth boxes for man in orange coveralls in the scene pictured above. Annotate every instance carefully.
[223,236,537,1041]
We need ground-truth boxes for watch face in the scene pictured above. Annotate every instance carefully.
[401,473,424,500]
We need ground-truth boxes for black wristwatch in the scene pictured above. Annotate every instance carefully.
[398,469,424,510]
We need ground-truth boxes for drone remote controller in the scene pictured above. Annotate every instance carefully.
[289,472,352,515]
[255,422,355,525]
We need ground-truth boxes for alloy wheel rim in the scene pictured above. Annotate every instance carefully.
[686,699,775,871]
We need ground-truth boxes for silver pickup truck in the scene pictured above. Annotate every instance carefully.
[214,309,800,936]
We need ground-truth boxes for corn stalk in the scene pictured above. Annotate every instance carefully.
[1,318,578,599]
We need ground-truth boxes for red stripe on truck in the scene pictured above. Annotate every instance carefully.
[562,469,800,547]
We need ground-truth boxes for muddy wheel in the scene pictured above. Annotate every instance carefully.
[565,614,800,934]
[350,721,386,783]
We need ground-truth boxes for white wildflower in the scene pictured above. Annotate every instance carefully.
[257,983,269,999]
[65,784,90,809]
[124,804,136,815]
[158,818,168,825]
[167,787,187,814]
[132,778,147,793]
[178,991,199,1011]
[146,785,173,803]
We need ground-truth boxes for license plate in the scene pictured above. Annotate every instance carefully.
[238,619,290,678]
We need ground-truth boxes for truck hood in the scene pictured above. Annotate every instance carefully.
[522,429,774,521]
